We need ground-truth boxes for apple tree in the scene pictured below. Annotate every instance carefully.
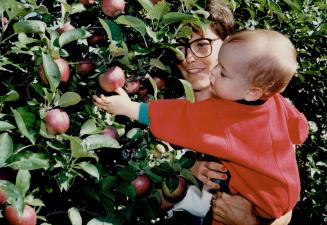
[0,0,207,224]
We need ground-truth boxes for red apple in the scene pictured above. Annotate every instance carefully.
[1,17,9,26]
[87,33,106,46]
[98,66,125,92]
[151,0,164,4]
[101,0,125,17]
[44,109,70,135]
[158,189,174,209]
[162,175,187,203]
[152,76,166,89]
[4,205,37,225]
[77,59,95,75]
[56,22,75,33]
[124,80,140,94]
[102,126,119,140]
[0,189,7,204]
[80,0,96,6]
[138,83,148,96]
[39,58,70,84]
[132,174,151,197]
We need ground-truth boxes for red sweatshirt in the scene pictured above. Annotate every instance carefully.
[147,94,308,219]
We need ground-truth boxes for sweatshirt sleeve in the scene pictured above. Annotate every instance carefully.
[146,99,228,157]
[282,97,309,144]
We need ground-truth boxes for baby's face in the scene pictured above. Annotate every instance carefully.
[209,43,252,101]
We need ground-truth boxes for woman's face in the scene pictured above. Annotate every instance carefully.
[177,27,223,92]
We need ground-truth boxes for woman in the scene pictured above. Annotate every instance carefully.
[172,1,293,225]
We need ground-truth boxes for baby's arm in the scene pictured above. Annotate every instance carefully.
[93,88,140,120]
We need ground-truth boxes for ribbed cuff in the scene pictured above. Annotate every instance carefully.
[138,102,149,125]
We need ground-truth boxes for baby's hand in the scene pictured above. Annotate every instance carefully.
[93,88,140,120]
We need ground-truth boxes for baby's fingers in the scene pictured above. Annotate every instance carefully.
[115,88,128,97]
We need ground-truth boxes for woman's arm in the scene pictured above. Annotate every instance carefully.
[211,192,292,225]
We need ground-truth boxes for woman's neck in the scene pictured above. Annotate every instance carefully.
[194,88,212,101]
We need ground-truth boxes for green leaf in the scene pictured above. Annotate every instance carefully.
[137,0,154,13]
[55,169,76,191]
[162,12,197,25]
[180,168,198,186]
[117,166,137,181]
[68,207,83,225]
[161,44,185,61]
[82,134,120,151]
[59,28,91,47]
[115,181,136,198]
[11,107,39,145]
[0,180,24,217]
[0,133,13,167]
[146,170,162,183]
[175,25,193,39]
[87,218,115,225]
[177,154,196,169]
[0,121,16,131]
[3,90,20,102]
[41,53,60,92]
[58,92,81,107]
[13,20,46,33]
[147,74,158,100]
[70,3,86,14]
[179,79,195,102]
[80,119,100,137]
[126,128,143,140]
[8,151,49,170]
[0,0,29,20]
[151,162,176,176]
[98,18,123,42]
[115,15,147,36]
[149,1,171,21]
[68,136,92,159]
[149,58,171,73]
[15,170,31,197]
[76,162,99,180]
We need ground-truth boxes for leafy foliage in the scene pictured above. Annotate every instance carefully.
[0,0,325,225]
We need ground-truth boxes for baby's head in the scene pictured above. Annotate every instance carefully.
[215,29,297,101]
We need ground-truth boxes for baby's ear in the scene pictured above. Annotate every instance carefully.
[244,87,263,101]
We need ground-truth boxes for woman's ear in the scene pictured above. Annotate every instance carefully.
[244,87,263,101]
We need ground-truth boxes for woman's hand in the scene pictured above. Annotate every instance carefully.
[93,88,140,120]
[191,160,228,190]
[211,192,261,225]
[211,192,292,225]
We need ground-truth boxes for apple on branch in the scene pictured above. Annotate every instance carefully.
[162,175,187,203]
[101,0,125,17]
[39,58,70,84]
[98,66,126,92]
[132,174,151,197]
[77,59,95,75]
[44,109,70,135]
[4,205,37,225]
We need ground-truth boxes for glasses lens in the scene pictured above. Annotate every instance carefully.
[191,39,212,58]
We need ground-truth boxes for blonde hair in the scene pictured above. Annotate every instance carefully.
[207,0,234,40]
[223,29,298,97]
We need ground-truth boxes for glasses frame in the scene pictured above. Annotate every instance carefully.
[176,38,220,59]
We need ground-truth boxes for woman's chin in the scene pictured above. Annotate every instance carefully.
[192,82,211,92]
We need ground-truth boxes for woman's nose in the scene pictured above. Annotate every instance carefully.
[185,48,196,63]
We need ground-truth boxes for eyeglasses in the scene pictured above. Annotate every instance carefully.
[176,38,220,59]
